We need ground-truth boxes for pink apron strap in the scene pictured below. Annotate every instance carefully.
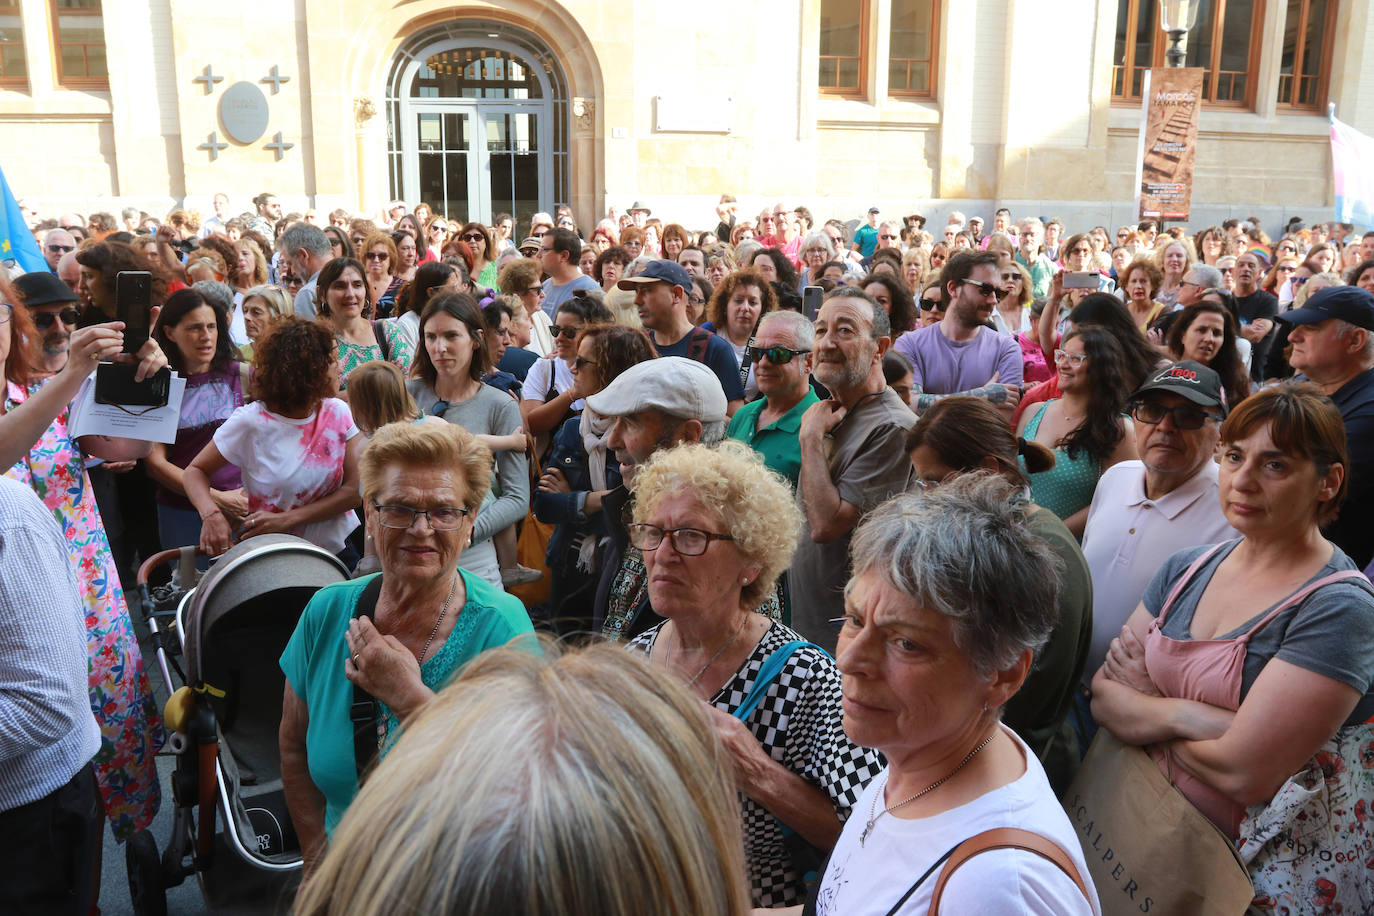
[1239,569,1373,641]
[1158,542,1231,625]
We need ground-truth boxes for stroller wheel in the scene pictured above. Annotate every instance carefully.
[125,830,168,916]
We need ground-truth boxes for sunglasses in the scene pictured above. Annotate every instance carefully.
[461,233,485,242]
[550,324,582,339]
[364,252,389,261]
[573,356,597,372]
[880,234,898,240]
[33,307,81,329]
[959,278,1002,298]
[744,345,811,365]
[47,244,75,254]
[918,297,943,311]
[522,286,544,296]
[1130,401,1221,430]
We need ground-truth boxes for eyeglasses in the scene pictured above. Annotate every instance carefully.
[371,502,470,530]
[1277,245,1297,254]
[1276,265,1297,273]
[47,244,75,254]
[687,294,705,306]
[1130,401,1221,430]
[0,303,11,324]
[959,278,1002,298]
[1219,267,1235,275]
[744,345,811,365]
[627,523,734,556]
[532,228,549,238]
[329,238,343,248]
[1053,349,1088,367]
[365,252,389,261]
[573,356,597,372]
[429,226,447,235]
[461,233,485,242]
[1000,272,1019,282]
[918,297,943,311]
[550,324,581,339]
[33,307,81,329]
[879,234,898,240]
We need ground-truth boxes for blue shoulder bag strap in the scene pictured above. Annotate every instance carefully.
[732,640,814,722]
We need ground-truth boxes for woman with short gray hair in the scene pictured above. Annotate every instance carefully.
[816,474,1100,914]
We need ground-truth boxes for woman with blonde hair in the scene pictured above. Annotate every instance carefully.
[994,260,1033,335]
[1154,238,1197,310]
[293,643,749,916]
[626,441,883,908]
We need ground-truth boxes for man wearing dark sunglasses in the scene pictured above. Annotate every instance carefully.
[12,271,84,374]
[725,311,818,488]
[893,250,1023,415]
[1080,360,1237,699]
[42,228,76,272]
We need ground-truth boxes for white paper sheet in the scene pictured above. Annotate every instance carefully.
[68,372,186,445]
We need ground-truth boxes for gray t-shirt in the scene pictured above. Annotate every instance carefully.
[541,273,599,319]
[1144,539,1374,725]
[789,388,916,654]
[406,379,529,544]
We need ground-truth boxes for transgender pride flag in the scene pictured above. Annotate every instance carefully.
[1331,108,1374,227]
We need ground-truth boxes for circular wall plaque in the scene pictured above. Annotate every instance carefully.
[219,81,270,144]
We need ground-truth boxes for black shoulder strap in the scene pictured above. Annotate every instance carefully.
[350,575,384,784]
[371,320,391,362]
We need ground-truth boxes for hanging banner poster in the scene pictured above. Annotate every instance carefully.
[1134,67,1204,221]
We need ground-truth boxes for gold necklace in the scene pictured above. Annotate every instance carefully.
[859,732,996,847]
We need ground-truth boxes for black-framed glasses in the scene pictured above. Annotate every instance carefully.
[522,286,544,296]
[550,324,582,339]
[573,356,597,372]
[960,279,1001,298]
[1130,401,1222,430]
[47,244,74,254]
[33,307,81,329]
[687,294,705,306]
[744,345,810,365]
[918,297,943,311]
[371,502,470,530]
[627,523,734,556]
[879,234,898,240]
[0,303,11,324]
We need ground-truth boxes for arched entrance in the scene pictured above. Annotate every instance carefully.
[386,21,569,230]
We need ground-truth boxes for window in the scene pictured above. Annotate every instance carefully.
[1112,0,1266,107]
[888,0,938,98]
[49,0,106,86]
[1277,0,1337,108]
[819,0,866,96]
[0,0,25,87]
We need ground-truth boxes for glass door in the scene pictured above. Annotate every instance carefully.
[407,105,478,220]
[479,108,543,236]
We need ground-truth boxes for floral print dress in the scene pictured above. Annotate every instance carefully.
[4,380,164,840]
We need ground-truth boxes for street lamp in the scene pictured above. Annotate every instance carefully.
[1160,0,1200,68]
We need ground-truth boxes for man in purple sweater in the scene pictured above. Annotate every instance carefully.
[893,250,1023,416]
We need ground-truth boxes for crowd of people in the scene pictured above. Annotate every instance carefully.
[5,193,1374,914]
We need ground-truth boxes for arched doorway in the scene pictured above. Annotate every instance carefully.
[386,21,569,231]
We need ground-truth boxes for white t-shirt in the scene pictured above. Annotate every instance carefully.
[816,727,1099,916]
[213,398,360,554]
[520,355,585,412]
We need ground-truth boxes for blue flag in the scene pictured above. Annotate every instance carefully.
[0,164,45,273]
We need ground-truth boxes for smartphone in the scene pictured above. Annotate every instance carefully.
[802,285,824,321]
[115,271,153,353]
[1063,271,1100,290]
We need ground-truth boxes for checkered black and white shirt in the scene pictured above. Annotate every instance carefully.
[630,620,884,907]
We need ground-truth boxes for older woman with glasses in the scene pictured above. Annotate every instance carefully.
[626,441,883,909]
[279,420,535,876]
[799,230,836,289]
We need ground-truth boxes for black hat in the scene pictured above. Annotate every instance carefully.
[1278,285,1374,332]
[1130,360,1228,415]
[12,271,80,306]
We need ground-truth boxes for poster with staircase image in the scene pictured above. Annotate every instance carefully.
[1134,67,1204,221]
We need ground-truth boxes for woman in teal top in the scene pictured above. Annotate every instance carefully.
[1015,325,1137,538]
[279,421,535,872]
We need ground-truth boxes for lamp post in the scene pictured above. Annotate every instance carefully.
[1161,0,1200,68]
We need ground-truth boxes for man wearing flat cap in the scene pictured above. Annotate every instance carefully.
[1281,285,1374,567]
[586,357,730,642]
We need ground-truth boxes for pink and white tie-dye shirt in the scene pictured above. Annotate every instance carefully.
[213,398,360,554]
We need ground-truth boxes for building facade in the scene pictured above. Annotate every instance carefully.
[0,0,1368,233]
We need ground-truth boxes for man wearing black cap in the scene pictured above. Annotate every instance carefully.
[1281,285,1374,567]
[12,272,82,376]
[618,260,745,413]
[852,207,881,259]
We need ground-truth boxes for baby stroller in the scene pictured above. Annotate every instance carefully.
[127,534,349,915]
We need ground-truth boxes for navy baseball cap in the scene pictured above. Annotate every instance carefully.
[1278,285,1374,331]
[617,259,692,293]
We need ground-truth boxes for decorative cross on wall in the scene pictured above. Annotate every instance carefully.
[261,66,290,94]
[193,65,223,95]
[198,132,229,161]
[265,132,295,161]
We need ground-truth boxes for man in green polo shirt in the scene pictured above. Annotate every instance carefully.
[726,310,819,487]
